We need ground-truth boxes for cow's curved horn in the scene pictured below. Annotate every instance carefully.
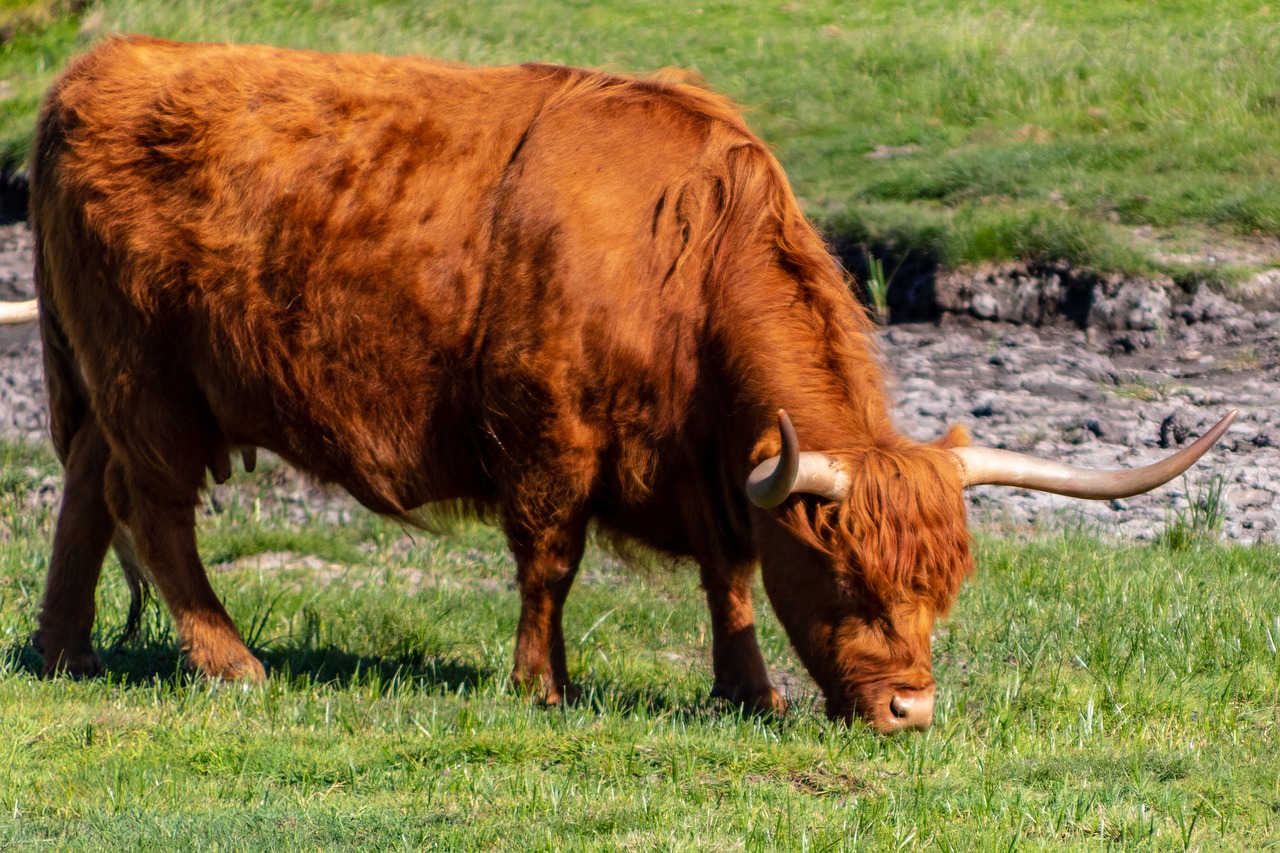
[747,410,851,508]
[0,299,37,324]
[950,410,1237,499]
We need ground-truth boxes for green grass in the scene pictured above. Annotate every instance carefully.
[2,0,1280,284]
[2,6,1279,843]
[0,0,84,38]
[1156,472,1231,553]
[1,443,1278,849]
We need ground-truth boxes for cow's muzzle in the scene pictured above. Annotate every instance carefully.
[885,685,935,731]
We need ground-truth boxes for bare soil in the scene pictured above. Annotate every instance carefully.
[2,223,1276,542]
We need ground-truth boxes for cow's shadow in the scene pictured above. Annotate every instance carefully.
[4,636,801,728]
[3,635,492,695]
[562,679,793,726]
[5,625,813,730]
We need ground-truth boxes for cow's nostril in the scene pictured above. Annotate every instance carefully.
[886,688,936,730]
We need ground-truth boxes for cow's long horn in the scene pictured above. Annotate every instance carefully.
[747,410,851,508]
[950,410,1237,498]
[0,299,37,324]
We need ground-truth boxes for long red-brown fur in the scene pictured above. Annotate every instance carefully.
[31,36,972,719]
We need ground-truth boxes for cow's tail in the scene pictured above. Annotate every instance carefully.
[111,529,150,646]
[35,226,151,643]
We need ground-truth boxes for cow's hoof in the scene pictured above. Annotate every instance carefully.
[41,652,104,679]
[33,630,104,679]
[711,682,788,716]
[217,655,268,684]
[188,648,267,684]
[546,682,582,706]
[39,650,104,679]
[511,670,579,706]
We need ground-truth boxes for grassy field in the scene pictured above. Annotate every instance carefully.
[2,0,1280,284]
[1,442,1278,849]
[2,3,1280,848]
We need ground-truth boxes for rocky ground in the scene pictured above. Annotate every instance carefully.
[2,222,1276,542]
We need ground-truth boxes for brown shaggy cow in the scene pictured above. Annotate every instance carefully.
[24,36,1233,732]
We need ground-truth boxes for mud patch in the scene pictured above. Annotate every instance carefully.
[883,317,1279,542]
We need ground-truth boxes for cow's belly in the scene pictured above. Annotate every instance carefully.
[195,317,492,515]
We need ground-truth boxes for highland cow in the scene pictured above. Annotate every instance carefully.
[19,37,1233,731]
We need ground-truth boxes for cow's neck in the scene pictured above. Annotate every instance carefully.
[714,262,898,459]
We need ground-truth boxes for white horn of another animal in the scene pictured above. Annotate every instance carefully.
[950,410,1238,499]
[0,299,37,324]
[746,410,851,508]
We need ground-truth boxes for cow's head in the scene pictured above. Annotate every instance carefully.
[748,409,1236,733]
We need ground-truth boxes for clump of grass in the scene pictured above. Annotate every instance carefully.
[863,251,889,324]
[1106,375,1185,403]
[1222,347,1261,372]
[828,201,1158,280]
[950,204,1155,273]
[1165,260,1257,295]
[0,439,59,491]
[1157,472,1230,551]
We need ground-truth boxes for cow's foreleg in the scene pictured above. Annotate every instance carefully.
[104,461,266,683]
[36,420,114,677]
[701,561,787,715]
[506,516,588,705]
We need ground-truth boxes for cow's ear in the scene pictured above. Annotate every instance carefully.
[931,424,970,450]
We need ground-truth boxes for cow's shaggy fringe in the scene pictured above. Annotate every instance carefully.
[787,446,974,614]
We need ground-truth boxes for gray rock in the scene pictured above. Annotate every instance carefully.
[1176,289,1244,324]
[1082,418,1107,438]
[1242,513,1277,533]
[970,291,1001,320]
[999,328,1041,347]
[1089,281,1172,331]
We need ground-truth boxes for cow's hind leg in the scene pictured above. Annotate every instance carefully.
[103,456,265,682]
[701,561,787,715]
[36,419,114,677]
[505,512,588,705]
[92,372,266,683]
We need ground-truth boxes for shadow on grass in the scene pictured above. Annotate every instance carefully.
[3,635,797,727]
[259,644,495,693]
[1,635,495,695]
[561,676,805,731]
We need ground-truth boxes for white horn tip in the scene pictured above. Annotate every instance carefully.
[0,299,38,324]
